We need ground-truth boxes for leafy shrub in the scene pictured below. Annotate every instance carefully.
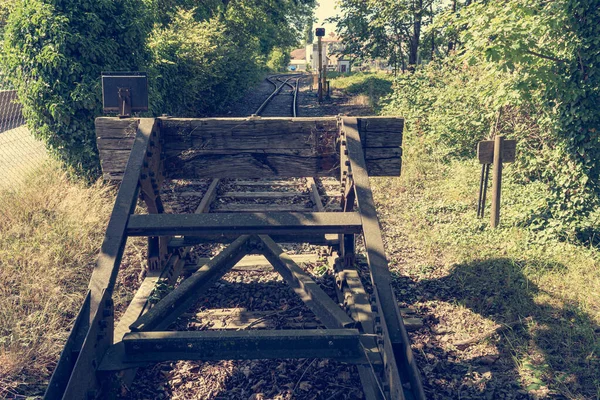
[386,0,600,238]
[266,47,291,72]
[148,9,261,117]
[1,0,150,177]
[331,72,393,111]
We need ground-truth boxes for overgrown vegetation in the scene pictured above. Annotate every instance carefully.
[333,0,600,238]
[1,0,150,176]
[0,161,114,396]
[331,68,600,399]
[329,72,393,112]
[0,0,315,176]
[371,152,600,398]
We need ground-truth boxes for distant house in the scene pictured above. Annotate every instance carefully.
[289,48,308,71]
[288,33,353,73]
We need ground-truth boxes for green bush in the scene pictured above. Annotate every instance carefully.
[1,0,150,177]
[148,9,261,117]
[385,0,600,238]
[266,47,291,72]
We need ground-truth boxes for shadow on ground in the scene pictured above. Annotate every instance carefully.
[392,258,600,399]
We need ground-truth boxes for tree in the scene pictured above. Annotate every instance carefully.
[2,0,150,177]
[331,0,436,72]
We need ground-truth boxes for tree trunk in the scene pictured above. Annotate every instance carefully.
[448,0,457,53]
[409,0,423,68]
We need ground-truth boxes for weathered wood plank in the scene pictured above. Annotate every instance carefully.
[221,191,306,199]
[358,117,404,148]
[165,150,339,179]
[365,147,402,177]
[184,254,319,273]
[161,118,339,151]
[212,204,314,213]
[96,117,403,179]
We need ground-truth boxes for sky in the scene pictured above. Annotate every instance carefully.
[314,0,338,37]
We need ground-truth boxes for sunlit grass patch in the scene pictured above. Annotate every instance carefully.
[0,161,113,396]
[371,143,600,398]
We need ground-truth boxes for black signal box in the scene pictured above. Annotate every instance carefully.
[102,72,148,118]
[316,28,326,37]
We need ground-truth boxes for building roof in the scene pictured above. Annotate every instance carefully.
[290,48,306,61]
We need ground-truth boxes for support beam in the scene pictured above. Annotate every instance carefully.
[45,118,157,400]
[306,178,325,211]
[99,330,364,370]
[127,212,363,237]
[344,117,425,400]
[195,178,220,213]
[258,235,355,329]
[129,235,253,332]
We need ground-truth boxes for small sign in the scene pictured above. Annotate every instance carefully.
[316,28,326,37]
[102,72,148,115]
[477,140,517,164]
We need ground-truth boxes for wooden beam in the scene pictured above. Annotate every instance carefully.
[213,204,313,212]
[96,117,404,180]
[127,212,363,237]
[99,329,364,370]
[258,235,355,329]
[165,149,340,179]
[221,191,306,199]
[184,254,319,273]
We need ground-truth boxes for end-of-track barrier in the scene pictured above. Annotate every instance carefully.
[44,115,425,400]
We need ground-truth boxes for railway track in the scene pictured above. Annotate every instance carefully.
[45,75,423,399]
[255,74,302,117]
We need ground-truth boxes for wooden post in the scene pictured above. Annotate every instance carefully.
[318,36,323,103]
[490,135,504,228]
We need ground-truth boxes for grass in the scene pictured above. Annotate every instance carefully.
[0,161,114,397]
[372,151,600,398]
[329,72,600,398]
[329,72,394,112]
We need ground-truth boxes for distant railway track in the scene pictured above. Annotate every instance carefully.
[255,74,302,117]
[45,74,421,400]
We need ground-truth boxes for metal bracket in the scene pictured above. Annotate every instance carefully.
[118,87,132,118]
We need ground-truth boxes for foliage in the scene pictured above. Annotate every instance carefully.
[148,9,261,116]
[1,0,316,177]
[330,72,393,112]
[331,0,436,71]
[384,0,600,238]
[371,149,600,398]
[0,0,15,37]
[266,47,291,72]
[1,0,150,177]
[0,161,114,395]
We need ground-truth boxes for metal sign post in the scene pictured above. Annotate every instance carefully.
[477,136,517,228]
[316,28,325,103]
